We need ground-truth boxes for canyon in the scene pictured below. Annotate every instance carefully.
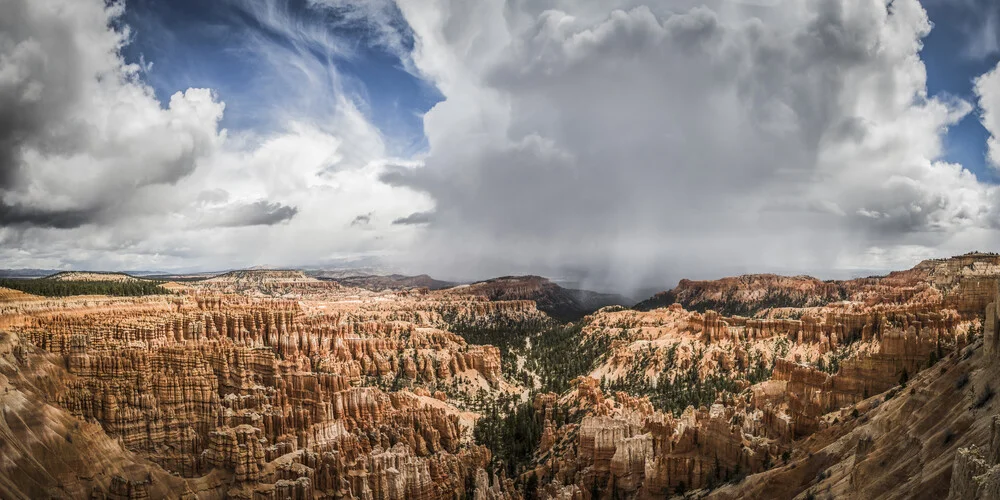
[1,254,1000,499]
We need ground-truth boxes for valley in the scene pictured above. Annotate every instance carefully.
[1,254,1000,499]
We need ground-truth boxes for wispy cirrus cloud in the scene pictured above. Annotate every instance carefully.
[0,0,431,272]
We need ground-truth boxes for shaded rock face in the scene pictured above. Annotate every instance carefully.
[320,274,456,292]
[447,276,627,321]
[574,402,767,497]
[0,282,529,499]
[526,379,777,498]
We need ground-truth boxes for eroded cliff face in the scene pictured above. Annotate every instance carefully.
[944,292,1000,500]
[445,276,626,321]
[637,252,1000,319]
[4,253,1000,500]
[529,379,777,499]
[702,287,1000,500]
[0,276,532,499]
[523,254,997,499]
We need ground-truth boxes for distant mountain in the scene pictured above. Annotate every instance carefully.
[634,252,1000,316]
[320,273,456,291]
[305,267,397,280]
[0,269,60,279]
[141,272,221,282]
[447,275,629,321]
[0,269,168,279]
[633,274,845,315]
[44,271,148,283]
[204,269,316,283]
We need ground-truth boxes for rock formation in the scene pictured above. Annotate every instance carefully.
[519,253,996,499]
[0,271,527,499]
[4,254,1000,499]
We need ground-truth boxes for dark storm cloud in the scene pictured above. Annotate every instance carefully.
[0,0,82,191]
[388,0,993,292]
[0,203,102,229]
[351,212,373,227]
[211,201,299,228]
[377,166,417,187]
[392,211,433,225]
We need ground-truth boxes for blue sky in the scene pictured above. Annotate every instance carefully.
[922,0,1000,182]
[10,0,1000,283]
[120,0,441,157]
[120,0,1000,180]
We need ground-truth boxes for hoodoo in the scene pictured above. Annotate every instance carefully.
[1,256,1000,498]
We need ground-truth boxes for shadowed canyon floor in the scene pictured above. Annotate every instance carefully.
[3,255,1000,498]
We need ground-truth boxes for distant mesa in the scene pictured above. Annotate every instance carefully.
[633,273,845,314]
[318,273,456,292]
[0,268,64,279]
[635,252,1000,317]
[204,269,317,283]
[3,252,1000,499]
[0,271,171,298]
[313,271,625,320]
[448,275,629,321]
[44,271,146,283]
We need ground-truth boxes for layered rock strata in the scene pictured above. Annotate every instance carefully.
[0,277,529,499]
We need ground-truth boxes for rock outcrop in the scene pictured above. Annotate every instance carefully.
[5,253,1000,499]
[531,253,994,499]
[0,276,526,499]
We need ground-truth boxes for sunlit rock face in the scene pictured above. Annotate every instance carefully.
[638,253,1000,319]
[527,254,998,499]
[3,254,1000,499]
[0,271,531,499]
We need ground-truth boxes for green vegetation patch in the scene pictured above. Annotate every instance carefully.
[473,394,543,479]
[440,309,613,395]
[0,278,171,297]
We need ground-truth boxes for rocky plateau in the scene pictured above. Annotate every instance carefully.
[2,254,1000,499]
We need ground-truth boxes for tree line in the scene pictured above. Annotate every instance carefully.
[0,278,171,297]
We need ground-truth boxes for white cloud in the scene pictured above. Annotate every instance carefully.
[0,0,431,271]
[976,62,1000,169]
[6,0,1000,290]
[0,0,224,226]
[389,0,1000,290]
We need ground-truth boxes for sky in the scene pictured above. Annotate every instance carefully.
[5,0,1000,294]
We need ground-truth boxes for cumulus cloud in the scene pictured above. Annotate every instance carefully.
[0,0,223,228]
[8,0,1000,291]
[392,211,434,225]
[0,0,430,271]
[388,0,1000,289]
